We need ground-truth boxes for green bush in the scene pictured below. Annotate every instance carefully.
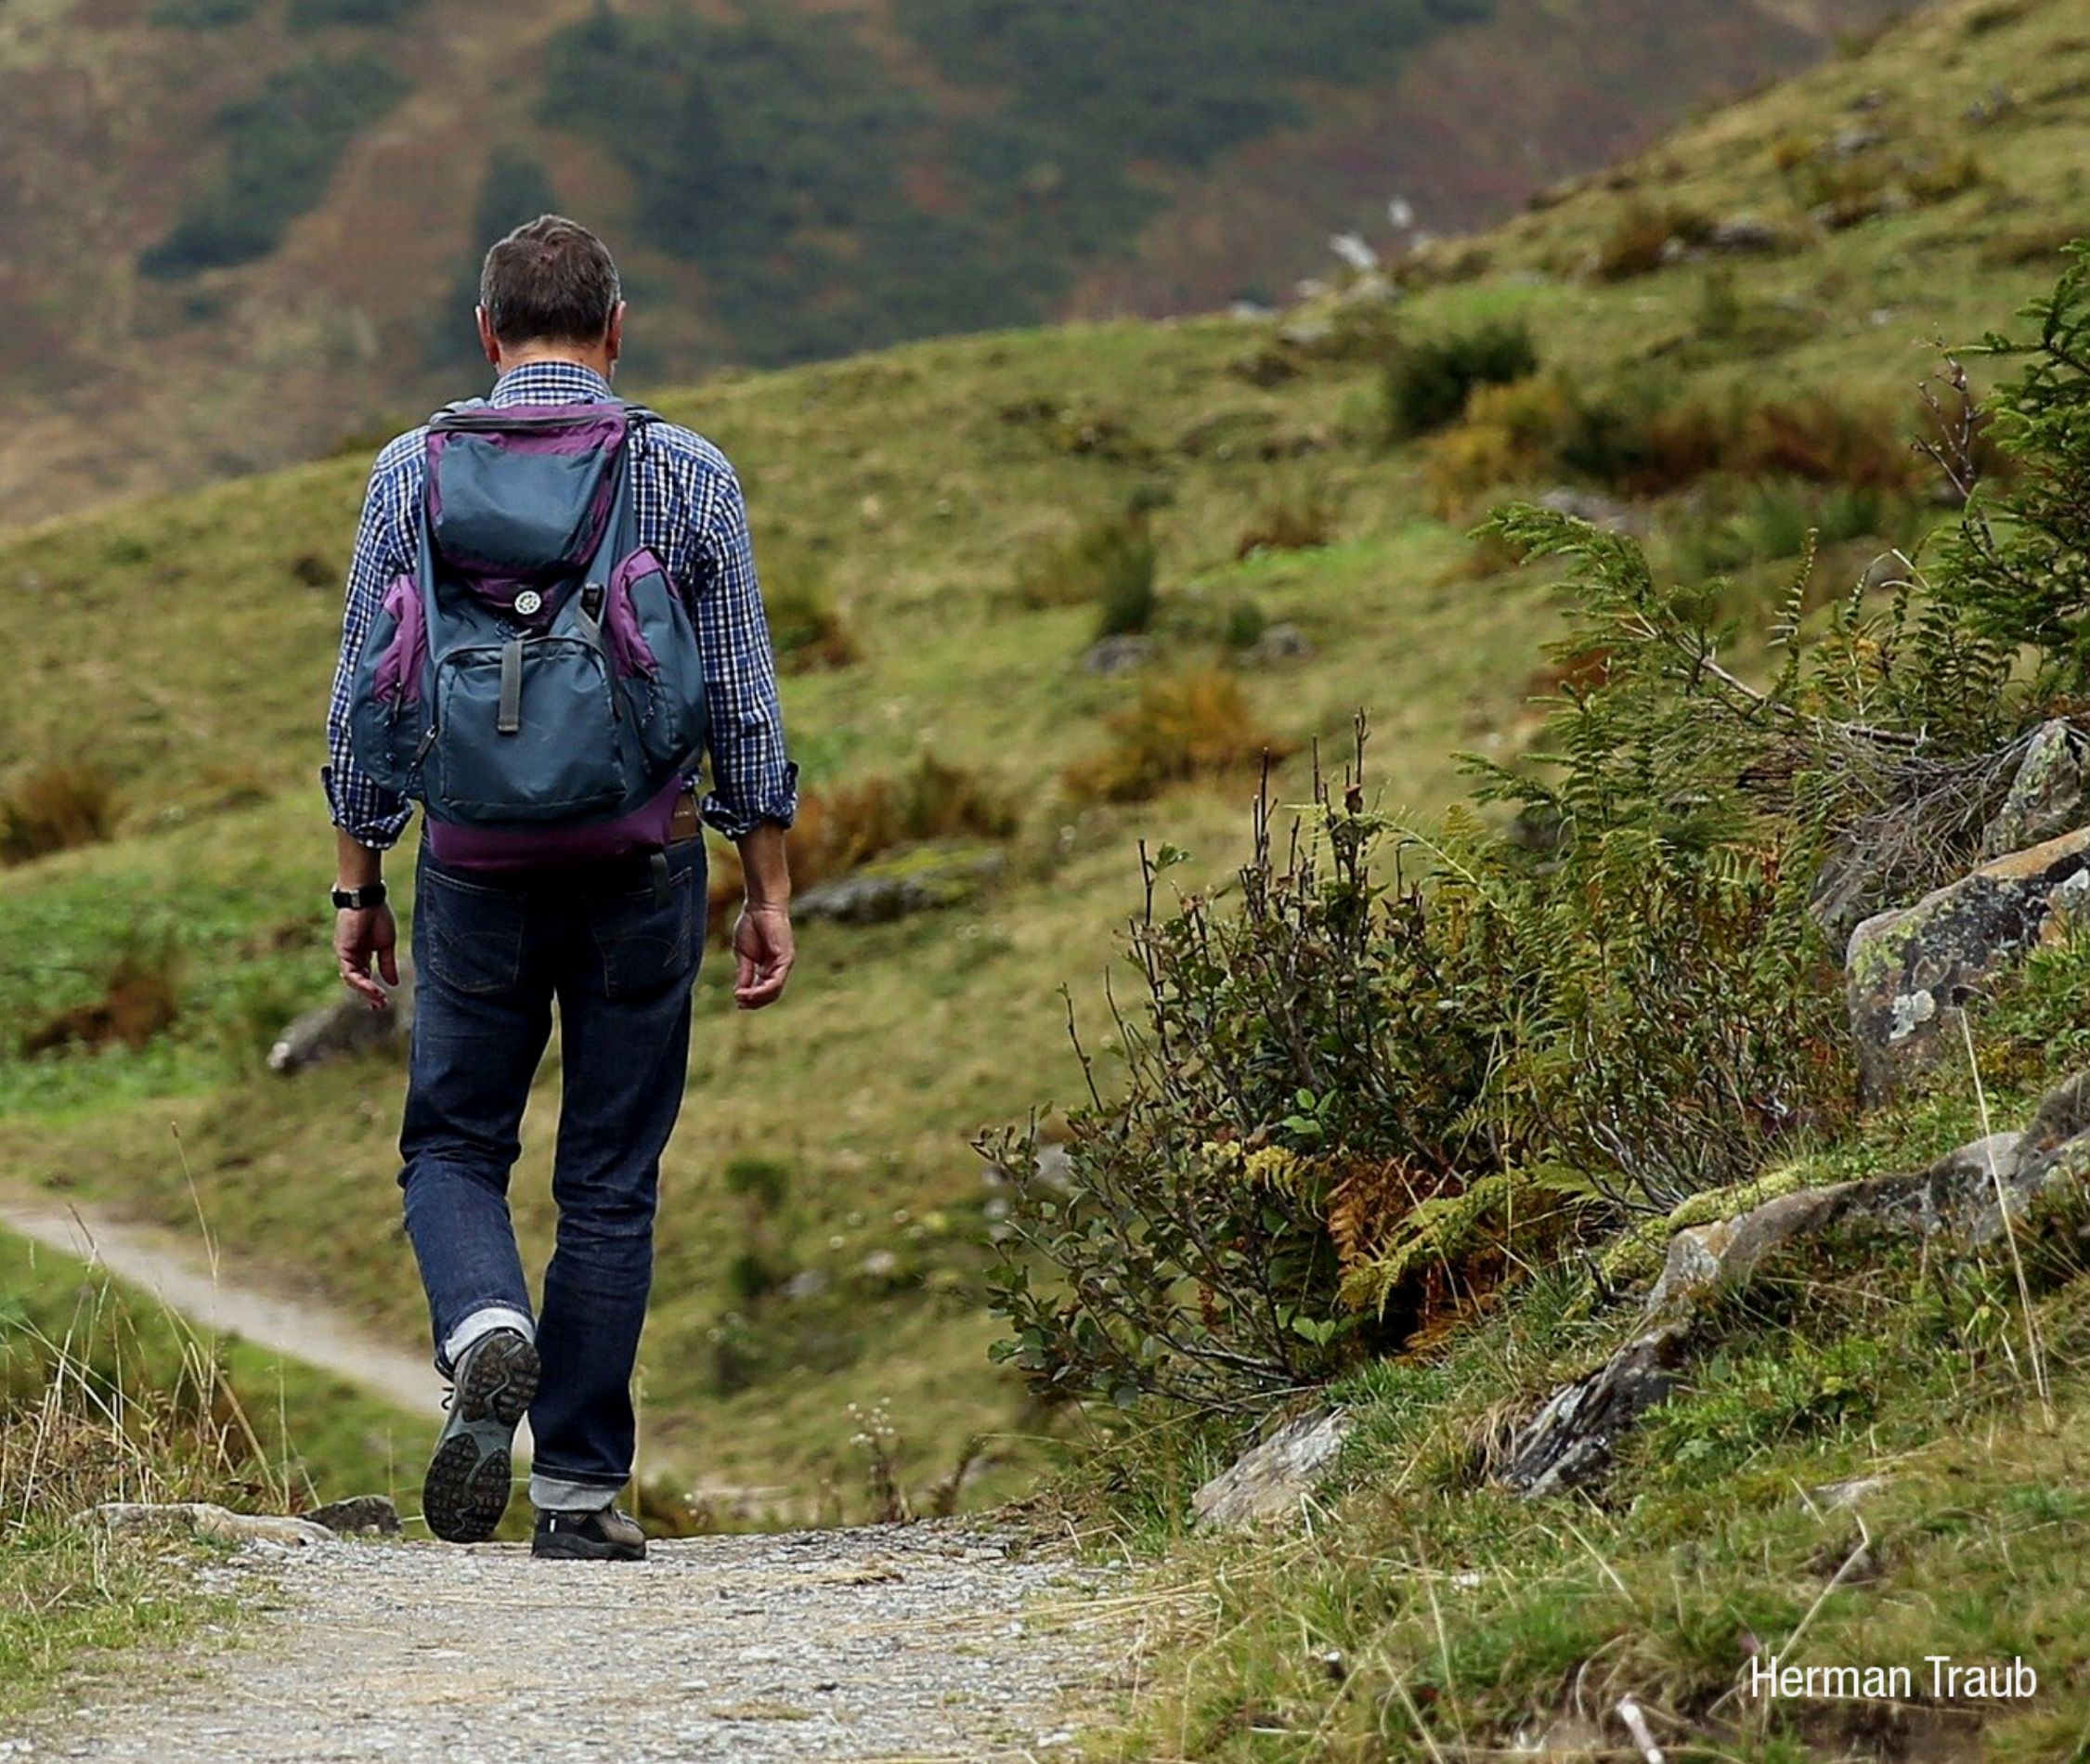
[1014,510,1157,632]
[995,249,2090,1408]
[1383,318,1540,440]
[139,56,411,278]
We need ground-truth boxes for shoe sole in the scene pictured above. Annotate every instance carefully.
[422,1332,539,1544]
[531,1531,647,1563]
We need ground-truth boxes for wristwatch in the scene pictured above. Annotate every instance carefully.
[331,881,389,911]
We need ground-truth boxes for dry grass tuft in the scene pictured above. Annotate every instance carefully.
[1063,671,1291,804]
[0,762,120,865]
[1236,480,1337,559]
[20,939,180,1057]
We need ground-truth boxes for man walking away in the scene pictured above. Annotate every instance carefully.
[322,216,798,1561]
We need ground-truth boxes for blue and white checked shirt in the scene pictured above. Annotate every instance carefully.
[323,362,798,849]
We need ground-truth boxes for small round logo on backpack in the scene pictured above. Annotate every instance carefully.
[514,590,543,616]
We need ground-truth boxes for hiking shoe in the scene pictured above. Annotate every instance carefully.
[422,1329,539,1544]
[532,1505,647,1562]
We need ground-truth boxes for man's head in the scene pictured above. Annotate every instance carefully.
[475,215,625,377]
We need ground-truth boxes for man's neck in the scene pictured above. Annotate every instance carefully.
[495,348,614,380]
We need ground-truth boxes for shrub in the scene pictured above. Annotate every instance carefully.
[985,775,1491,1407]
[1235,480,1337,559]
[1422,375,1574,516]
[1094,534,1160,639]
[1736,394,1919,491]
[0,762,119,864]
[1014,512,1157,635]
[764,578,860,674]
[1591,201,1710,281]
[1383,318,1540,441]
[20,940,181,1058]
[1062,671,1286,804]
[1222,599,1267,651]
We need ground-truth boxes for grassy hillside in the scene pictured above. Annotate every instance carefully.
[3,0,2088,1520]
[1,0,1912,517]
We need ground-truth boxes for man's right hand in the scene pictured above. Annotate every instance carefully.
[335,905,400,1010]
[733,903,795,1009]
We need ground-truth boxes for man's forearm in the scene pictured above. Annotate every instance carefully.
[336,827,384,889]
[735,823,791,906]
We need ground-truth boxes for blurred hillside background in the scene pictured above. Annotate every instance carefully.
[3,0,1915,516]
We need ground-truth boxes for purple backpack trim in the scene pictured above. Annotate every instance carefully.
[425,776,686,872]
[604,547,667,679]
[371,574,426,707]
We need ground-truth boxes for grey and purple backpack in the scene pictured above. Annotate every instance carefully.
[347,399,706,869]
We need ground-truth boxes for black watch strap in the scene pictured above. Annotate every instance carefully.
[331,881,388,911]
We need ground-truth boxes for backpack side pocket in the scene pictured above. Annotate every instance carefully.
[606,548,707,779]
[346,573,432,792]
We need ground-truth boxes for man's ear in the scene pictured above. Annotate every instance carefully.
[475,306,501,370]
[604,301,626,370]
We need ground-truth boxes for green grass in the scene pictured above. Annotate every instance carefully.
[1065,1018,2090,1760]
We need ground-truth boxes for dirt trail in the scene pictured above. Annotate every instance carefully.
[21,1523,1117,1763]
[0,1193,444,1419]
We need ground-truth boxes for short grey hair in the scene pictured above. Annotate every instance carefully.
[478,215,621,348]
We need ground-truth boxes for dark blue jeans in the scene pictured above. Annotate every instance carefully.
[399,836,705,1511]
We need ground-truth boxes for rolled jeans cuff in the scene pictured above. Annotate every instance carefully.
[439,1304,536,1375]
[530,1472,624,1513]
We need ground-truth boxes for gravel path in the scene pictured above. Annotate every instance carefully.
[24,1523,1120,1763]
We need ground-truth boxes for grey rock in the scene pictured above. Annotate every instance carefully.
[1081,634,1155,676]
[1980,720,2090,859]
[1192,1408,1352,1529]
[1499,1327,1690,1497]
[268,966,414,1074]
[1832,125,1886,159]
[1537,486,1645,536]
[1811,1474,1889,1511]
[1706,216,1787,253]
[795,845,1006,927]
[82,1502,334,1548]
[783,1268,831,1302]
[1276,316,1336,352]
[306,1495,401,1537]
[1241,622,1314,667]
[1847,827,2090,1101]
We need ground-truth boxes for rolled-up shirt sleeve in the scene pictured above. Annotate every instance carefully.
[321,448,417,851]
[688,464,798,837]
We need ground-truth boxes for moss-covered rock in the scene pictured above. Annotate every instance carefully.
[1980,719,2090,859]
[792,841,1006,927]
[1847,826,2090,1103]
